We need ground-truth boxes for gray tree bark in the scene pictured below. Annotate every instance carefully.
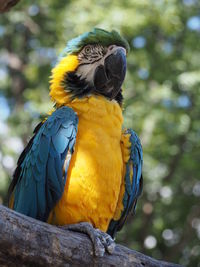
[0,205,182,267]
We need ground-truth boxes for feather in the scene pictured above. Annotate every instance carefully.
[39,135,50,163]
[52,132,69,154]
[9,106,78,221]
[107,129,143,237]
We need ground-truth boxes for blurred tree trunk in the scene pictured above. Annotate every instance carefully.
[0,0,20,12]
[0,205,182,267]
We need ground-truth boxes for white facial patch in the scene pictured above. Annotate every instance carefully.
[76,57,105,84]
[76,45,126,84]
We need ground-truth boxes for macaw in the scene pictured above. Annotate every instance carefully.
[8,28,143,256]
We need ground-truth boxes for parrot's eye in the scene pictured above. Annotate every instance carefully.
[84,45,92,54]
[78,44,106,65]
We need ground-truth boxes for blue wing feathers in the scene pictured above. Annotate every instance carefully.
[108,129,143,237]
[128,130,143,211]
[54,155,63,182]
[10,106,78,221]
[52,133,68,154]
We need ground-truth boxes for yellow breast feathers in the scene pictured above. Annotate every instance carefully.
[48,96,124,231]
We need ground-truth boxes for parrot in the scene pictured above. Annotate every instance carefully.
[8,28,143,257]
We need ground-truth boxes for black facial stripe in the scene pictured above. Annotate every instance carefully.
[84,55,90,60]
[91,55,97,58]
[62,71,93,99]
[79,44,107,63]
[83,53,100,59]
[78,57,103,66]
[61,71,123,105]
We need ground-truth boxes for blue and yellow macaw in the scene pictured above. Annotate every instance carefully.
[8,28,143,256]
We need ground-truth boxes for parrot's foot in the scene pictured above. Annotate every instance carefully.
[59,222,115,257]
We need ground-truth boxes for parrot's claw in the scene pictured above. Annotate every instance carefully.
[59,222,115,257]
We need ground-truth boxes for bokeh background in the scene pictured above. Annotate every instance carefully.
[0,1,200,266]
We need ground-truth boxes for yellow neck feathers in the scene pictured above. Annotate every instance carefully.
[50,55,79,106]
[67,95,123,126]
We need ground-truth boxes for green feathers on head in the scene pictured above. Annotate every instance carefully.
[62,28,130,56]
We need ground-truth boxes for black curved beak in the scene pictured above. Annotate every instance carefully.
[93,47,127,99]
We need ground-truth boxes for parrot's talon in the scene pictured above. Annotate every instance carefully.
[59,222,115,257]
[95,229,116,254]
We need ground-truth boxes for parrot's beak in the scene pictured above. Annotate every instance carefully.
[93,47,127,99]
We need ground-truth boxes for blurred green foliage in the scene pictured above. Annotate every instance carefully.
[0,1,200,266]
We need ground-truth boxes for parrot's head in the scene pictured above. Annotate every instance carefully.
[50,28,129,106]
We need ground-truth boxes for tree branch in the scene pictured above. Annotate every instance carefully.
[0,0,20,12]
[0,205,182,267]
